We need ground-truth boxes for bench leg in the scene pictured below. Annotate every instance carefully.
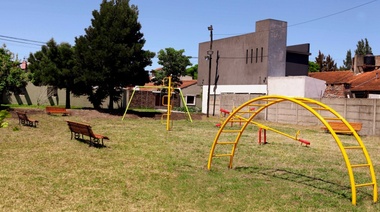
[90,137,103,147]
[74,132,80,139]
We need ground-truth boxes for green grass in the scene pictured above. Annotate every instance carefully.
[1,109,380,211]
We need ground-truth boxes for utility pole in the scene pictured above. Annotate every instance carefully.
[206,25,213,117]
[213,50,219,116]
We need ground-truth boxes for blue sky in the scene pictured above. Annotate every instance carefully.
[1,0,379,69]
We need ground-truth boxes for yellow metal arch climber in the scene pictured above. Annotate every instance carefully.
[207,95,377,205]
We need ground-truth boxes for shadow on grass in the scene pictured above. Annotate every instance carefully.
[83,108,162,118]
[0,105,11,111]
[73,137,108,149]
[234,166,372,202]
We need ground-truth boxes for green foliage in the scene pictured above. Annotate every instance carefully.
[314,50,337,72]
[75,0,155,109]
[355,38,372,55]
[153,48,192,87]
[308,61,320,72]
[341,49,352,70]
[28,39,76,108]
[0,110,9,128]
[0,45,30,97]
[173,106,201,113]
[186,64,198,79]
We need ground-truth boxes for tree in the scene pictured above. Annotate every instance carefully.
[186,64,198,79]
[341,49,352,70]
[152,48,192,87]
[315,50,324,72]
[308,61,319,72]
[355,38,372,55]
[314,50,337,72]
[75,0,155,109]
[325,55,337,71]
[0,45,30,101]
[28,39,76,108]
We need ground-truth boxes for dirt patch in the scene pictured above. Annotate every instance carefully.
[7,108,204,120]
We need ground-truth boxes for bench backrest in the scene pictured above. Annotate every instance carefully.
[66,121,95,137]
[327,122,362,131]
[16,112,28,120]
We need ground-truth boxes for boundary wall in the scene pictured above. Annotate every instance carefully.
[220,93,380,136]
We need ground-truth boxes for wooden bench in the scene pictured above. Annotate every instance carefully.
[66,121,109,146]
[321,122,362,134]
[46,106,71,116]
[16,111,39,127]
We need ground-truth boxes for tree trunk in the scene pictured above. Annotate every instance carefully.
[108,89,114,110]
[65,88,71,109]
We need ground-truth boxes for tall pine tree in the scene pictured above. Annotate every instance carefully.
[342,49,352,70]
[75,0,155,109]
[28,39,76,108]
[355,38,372,55]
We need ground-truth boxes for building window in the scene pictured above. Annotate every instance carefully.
[261,47,263,62]
[245,49,248,64]
[256,48,258,63]
[47,86,58,97]
[185,95,196,106]
[250,49,253,63]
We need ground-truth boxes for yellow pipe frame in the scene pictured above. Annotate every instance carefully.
[121,76,193,127]
[207,95,377,205]
[166,76,172,131]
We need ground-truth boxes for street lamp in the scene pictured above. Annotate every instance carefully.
[206,25,213,117]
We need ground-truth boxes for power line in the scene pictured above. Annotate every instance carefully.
[0,35,46,45]
[0,35,46,48]
[0,38,43,46]
[289,0,378,27]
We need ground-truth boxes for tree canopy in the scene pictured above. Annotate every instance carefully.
[75,0,155,109]
[308,61,319,72]
[355,38,372,55]
[314,50,337,72]
[341,49,352,70]
[28,39,76,108]
[186,64,198,79]
[152,48,192,87]
[0,45,30,100]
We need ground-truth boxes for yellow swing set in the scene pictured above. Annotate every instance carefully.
[121,76,192,130]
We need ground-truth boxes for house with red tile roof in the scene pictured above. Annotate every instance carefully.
[309,69,380,98]
[349,69,380,98]
[309,71,354,98]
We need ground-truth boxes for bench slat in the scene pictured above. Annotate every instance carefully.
[66,121,108,146]
[46,107,71,116]
[321,122,362,134]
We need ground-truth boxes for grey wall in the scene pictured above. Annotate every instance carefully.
[198,19,287,87]
[220,93,380,136]
[3,82,110,109]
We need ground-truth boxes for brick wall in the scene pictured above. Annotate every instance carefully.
[129,91,181,109]
[323,84,346,98]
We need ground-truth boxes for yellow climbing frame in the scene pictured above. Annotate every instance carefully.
[207,95,377,205]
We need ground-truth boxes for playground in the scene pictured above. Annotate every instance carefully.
[1,102,380,210]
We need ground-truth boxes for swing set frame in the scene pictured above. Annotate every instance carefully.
[121,77,193,130]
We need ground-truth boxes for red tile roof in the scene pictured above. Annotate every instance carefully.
[308,69,380,92]
[349,69,380,91]
[308,71,354,84]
